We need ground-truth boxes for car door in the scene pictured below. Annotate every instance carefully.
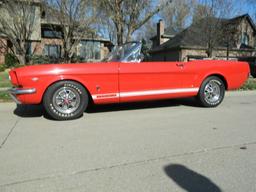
[119,61,192,102]
[179,60,206,90]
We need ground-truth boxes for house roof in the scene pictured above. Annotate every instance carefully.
[151,14,256,53]
[230,14,256,32]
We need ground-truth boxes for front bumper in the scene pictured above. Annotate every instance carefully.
[8,88,36,104]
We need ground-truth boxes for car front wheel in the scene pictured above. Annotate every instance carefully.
[43,81,89,120]
[197,76,225,107]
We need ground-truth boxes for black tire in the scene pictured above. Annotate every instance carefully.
[43,81,89,120]
[197,76,225,107]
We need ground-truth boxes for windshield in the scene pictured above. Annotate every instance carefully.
[104,42,142,62]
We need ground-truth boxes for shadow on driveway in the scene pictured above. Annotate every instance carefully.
[14,104,47,118]
[87,97,201,113]
[13,97,201,119]
[164,164,222,192]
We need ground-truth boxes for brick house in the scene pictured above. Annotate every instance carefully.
[0,0,112,65]
[150,14,256,65]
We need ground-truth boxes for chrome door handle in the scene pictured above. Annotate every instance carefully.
[176,63,185,67]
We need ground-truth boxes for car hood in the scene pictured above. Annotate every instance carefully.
[12,63,104,77]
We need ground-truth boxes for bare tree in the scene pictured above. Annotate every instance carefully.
[160,0,195,33]
[45,0,99,63]
[0,39,8,56]
[98,0,172,45]
[0,0,39,65]
[192,0,236,58]
[192,3,213,23]
[137,19,156,42]
[132,19,156,58]
[96,14,117,44]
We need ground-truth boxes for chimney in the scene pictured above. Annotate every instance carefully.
[157,19,165,46]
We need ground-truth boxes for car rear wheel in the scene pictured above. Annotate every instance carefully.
[43,81,89,120]
[197,76,225,107]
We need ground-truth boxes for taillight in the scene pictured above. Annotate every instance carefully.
[9,70,19,86]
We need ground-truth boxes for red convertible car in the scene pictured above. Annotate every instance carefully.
[8,42,249,120]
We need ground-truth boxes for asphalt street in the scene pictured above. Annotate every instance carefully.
[0,91,256,192]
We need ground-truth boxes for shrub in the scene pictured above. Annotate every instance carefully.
[29,55,64,64]
[71,55,84,63]
[4,53,19,68]
[29,55,51,64]
[0,64,5,72]
[240,78,256,90]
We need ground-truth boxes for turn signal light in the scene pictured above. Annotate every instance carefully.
[9,70,19,86]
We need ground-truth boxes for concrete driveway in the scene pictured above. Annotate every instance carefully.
[0,91,256,192]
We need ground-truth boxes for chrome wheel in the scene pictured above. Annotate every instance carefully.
[198,76,225,107]
[204,80,221,104]
[52,87,81,114]
[44,81,89,120]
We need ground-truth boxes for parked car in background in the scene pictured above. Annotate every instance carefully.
[8,42,250,120]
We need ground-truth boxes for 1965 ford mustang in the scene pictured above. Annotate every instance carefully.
[8,42,249,120]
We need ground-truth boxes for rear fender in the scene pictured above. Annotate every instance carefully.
[201,72,228,90]
[195,71,228,90]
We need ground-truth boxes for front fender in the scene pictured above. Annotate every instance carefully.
[16,75,91,104]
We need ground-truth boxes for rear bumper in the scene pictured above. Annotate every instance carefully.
[8,88,36,104]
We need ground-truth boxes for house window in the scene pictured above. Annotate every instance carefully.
[42,29,62,39]
[7,40,13,51]
[43,45,61,58]
[241,32,249,46]
[79,41,101,61]
[41,11,46,19]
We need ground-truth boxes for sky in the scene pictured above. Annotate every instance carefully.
[235,1,255,21]
[152,0,256,22]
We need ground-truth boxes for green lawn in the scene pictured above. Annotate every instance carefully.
[0,71,12,88]
[0,91,11,102]
[0,71,12,102]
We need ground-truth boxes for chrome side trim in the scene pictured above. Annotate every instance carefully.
[120,88,199,97]
[92,88,199,100]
